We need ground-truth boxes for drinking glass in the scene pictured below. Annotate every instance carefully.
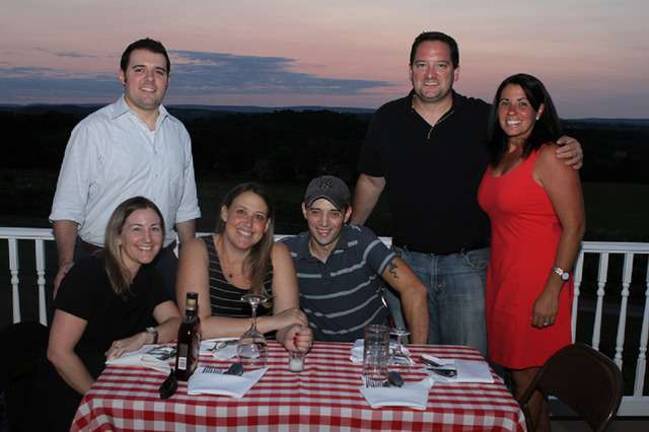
[288,350,305,373]
[362,324,390,387]
[390,327,412,366]
[237,293,268,369]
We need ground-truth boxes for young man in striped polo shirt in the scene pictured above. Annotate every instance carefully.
[282,175,428,343]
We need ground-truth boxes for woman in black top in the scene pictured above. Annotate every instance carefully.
[44,197,181,430]
[177,183,312,353]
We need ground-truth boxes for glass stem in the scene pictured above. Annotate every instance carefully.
[250,303,258,332]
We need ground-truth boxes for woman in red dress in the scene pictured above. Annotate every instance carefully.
[478,74,585,431]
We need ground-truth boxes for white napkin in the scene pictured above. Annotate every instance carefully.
[360,377,433,410]
[427,359,494,384]
[200,338,238,360]
[350,339,414,366]
[187,366,267,398]
[106,344,173,374]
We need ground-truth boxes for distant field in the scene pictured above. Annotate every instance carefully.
[0,169,647,242]
[339,181,649,243]
[581,182,649,242]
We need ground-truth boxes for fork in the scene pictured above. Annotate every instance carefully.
[202,366,222,374]
[364,372,404,388]
[201,363,245,376]
[364,376,385,388]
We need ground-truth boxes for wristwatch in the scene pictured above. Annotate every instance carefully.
[146,326,159,344]
[552,266,571,281]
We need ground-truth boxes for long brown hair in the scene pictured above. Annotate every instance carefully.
[215,183,274,297]
[104,196,165,297]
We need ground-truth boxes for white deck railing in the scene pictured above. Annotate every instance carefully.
[2,226,648,416]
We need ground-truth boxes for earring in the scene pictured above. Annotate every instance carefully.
[535,115,540,120]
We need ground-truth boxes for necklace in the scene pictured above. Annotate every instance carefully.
[220,251,239,279]
[216,235,245,282]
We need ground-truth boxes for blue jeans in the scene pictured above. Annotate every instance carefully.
[382,284,407,330]
[396,246,489,355]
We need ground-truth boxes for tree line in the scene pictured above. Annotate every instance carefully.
[2,107,648,184]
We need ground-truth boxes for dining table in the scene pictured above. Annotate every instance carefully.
[71,341,527,431]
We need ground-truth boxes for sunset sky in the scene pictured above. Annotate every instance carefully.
[1,0,647,118]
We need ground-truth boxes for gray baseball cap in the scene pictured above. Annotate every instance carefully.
[304,175,351,211]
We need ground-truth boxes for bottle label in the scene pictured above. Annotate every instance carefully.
[177,345,188,370]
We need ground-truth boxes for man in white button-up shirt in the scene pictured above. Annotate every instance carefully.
[50,38,201,298]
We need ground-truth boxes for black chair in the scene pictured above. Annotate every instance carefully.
[518,343,623,432]
[0,322,48,432]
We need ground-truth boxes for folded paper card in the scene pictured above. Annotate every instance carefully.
[106,344,173,374]
[427,359,494,384]
[187,366,267,398]
[360,377,433,410]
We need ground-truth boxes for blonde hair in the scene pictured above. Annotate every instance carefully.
[104,196,165,297]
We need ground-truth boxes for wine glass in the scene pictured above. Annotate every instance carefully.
[390,327,412,366]
[237,293,268,369]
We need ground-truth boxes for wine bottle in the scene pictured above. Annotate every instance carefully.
[175,292,200,381]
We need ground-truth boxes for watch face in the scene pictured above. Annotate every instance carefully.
[553,267,570,281]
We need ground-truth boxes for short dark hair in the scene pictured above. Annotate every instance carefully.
[409,31,459,68]
[120,38,171,74]
[487,73,563,166]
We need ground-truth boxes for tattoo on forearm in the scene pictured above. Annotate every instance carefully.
[388,261,399,280]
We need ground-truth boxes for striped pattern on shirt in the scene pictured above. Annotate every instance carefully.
[282,225,394,342]
[203,236,272,318]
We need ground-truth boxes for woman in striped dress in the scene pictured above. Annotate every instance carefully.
[176,182,312,352]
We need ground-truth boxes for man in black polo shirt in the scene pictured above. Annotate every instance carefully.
[352,31,582,354]
[282,175,428,343]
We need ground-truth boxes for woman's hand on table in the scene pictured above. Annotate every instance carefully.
[105,331,149,360]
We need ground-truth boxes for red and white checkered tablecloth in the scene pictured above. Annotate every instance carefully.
[72,341,527,431]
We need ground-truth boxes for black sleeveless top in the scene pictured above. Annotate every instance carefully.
[203,236,273,317]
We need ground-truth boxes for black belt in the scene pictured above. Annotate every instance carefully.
[393,240,489,255]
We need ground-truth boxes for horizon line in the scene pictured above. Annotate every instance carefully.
[0,103,647,122]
